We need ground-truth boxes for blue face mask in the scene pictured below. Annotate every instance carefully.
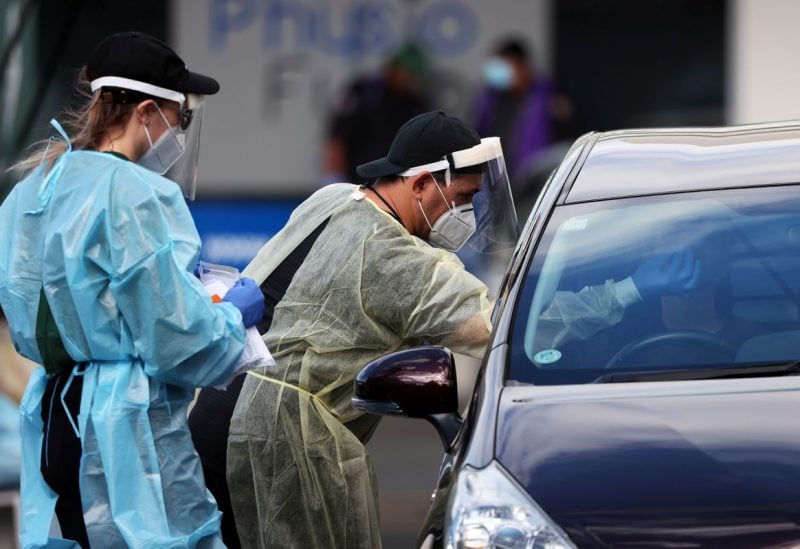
[483,57,514,90]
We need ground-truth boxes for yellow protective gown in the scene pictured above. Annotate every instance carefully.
[227,183,493,548]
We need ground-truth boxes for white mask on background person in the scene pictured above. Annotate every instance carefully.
[482,57,514,90]
[138,105,185,175]
[417,177,477,252]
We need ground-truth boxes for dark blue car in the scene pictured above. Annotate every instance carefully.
[354,121,800,548]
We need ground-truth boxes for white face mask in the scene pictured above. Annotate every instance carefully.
[138,105,185,175]
[417,177,476,252]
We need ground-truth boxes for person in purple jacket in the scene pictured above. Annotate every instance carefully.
[473,38,575,196]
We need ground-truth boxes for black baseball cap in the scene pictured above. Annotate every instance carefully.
[86,31,219,101]
[356,110,481,180]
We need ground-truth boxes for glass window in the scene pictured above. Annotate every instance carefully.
[508,185,800,385]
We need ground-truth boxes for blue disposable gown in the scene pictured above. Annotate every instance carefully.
[0,394,20,488]
[0,144,246,547]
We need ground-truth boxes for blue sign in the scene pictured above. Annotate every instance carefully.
[188,198,301,271]
[209,0,478,58]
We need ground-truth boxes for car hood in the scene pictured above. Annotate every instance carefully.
[495,377,800,547]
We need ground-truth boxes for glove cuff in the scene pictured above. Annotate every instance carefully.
[613,276,643,307]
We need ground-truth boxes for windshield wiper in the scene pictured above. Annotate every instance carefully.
[598,361,800,383]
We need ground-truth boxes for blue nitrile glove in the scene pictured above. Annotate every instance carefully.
[632,250,701,300]
[222,277,265,328]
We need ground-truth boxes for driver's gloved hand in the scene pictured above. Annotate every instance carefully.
[223,277,265,328]
[632,250,701,300]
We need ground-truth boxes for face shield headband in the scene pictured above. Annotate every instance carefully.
[400,137,520,255]
[90,76,186,109]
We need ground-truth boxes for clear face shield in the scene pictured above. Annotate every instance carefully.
[163,93,205,201]
[450,137,519,256]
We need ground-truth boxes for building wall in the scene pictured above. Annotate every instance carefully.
[729,0,800,124]
[174,0,552,196]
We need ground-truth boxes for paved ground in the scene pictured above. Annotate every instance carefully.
[36,416,445,547]
[368,416,444,549]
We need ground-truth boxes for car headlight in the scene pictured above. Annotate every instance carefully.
[445,461,575,549]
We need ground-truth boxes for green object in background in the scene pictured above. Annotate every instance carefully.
[0,0,39,202]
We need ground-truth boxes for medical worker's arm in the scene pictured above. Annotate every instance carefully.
[535,251,700,348]
[362,235,493,359]
[536,278,640,348]
[106,173,246,388]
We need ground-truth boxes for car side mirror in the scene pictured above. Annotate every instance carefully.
[353,346,463,450]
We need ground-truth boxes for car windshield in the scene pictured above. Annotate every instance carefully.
[508,185,800,385]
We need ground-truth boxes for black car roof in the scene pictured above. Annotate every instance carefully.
[565,120,800,203]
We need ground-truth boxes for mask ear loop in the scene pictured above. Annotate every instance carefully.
[431,173,457,211]
[417,174,443,231]
[143,102,177,144]
[142,102,180,146]
[139,102,159,154]
[154,103,179,132]
[419,169,461,229]
[417,198,435,230]
[141,104,183,168]
[142,124,156,149]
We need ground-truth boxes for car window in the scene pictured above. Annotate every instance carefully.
[508,185,800,385]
